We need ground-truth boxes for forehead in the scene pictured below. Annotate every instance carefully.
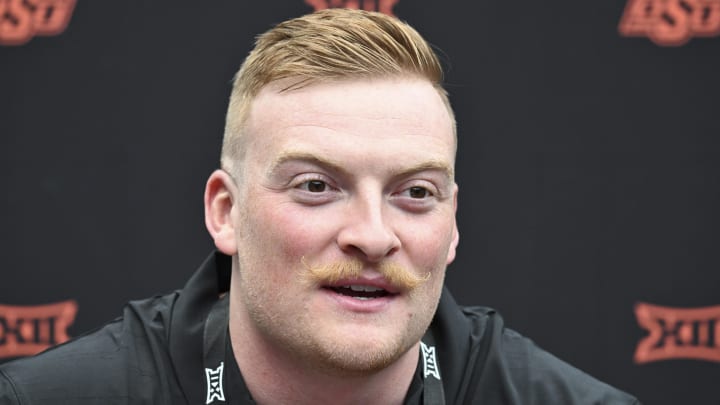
[242,77,456,174]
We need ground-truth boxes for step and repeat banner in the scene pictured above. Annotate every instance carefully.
[1,1,718,403]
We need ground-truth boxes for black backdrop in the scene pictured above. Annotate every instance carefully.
[1,1,719,404]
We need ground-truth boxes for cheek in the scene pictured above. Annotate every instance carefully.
[400,216,456,269]
[247,201,340,261]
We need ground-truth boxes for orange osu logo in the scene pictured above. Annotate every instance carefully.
[0,300,78,359]
[305,0,399,16]
[0,0,77,46]
[634,302,720,363]
[619,0,720,46]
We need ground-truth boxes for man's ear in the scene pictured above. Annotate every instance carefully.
[204,169,239,255]
[446,184,460,265]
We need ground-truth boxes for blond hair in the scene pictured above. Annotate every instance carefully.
[221,8,455,173]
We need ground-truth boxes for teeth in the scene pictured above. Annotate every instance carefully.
[344,285,384,292]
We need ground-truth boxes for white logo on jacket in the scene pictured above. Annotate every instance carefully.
[421,342,441,380]
[205,362,226,403]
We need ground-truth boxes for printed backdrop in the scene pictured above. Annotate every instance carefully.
[1,1,719,404]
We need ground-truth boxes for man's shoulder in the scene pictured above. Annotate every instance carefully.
[495,324,640,404]
[0,293,182,405]
[453,305,640,404]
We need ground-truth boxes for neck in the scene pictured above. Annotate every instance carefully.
[228,295,418,405]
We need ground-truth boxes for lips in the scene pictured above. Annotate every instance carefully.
[328,285,390,300]
[322,277,400,301]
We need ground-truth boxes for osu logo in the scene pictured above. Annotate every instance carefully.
[0,0,77,46]
[619,0,720,46]
[0,301,78,359]
[305,0,400,16]
[634,302,720,363]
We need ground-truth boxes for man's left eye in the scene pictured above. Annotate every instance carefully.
[408,186,431,199]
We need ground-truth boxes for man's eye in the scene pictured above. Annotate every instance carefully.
[408,186,431,199]
[301,180,327,193]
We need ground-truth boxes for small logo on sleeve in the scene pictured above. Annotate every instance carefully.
[634,302,720,363]
[0,300,78,359]
[205,362,226,403]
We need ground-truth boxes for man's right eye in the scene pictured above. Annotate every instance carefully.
[299,180,327,193]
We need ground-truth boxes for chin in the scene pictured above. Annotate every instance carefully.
[307,329,418,377]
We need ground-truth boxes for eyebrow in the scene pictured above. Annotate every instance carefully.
[268,150,454,180]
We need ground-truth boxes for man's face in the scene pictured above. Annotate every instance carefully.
[227,77,458,375]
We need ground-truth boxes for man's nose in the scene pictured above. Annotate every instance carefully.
[336,197,401,262]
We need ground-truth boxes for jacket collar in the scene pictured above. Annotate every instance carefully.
[429,286,481,404]
[169,251,232,404]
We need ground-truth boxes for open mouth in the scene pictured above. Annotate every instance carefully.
[324,285,393,300]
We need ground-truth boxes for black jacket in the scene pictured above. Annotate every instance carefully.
[0,252,639,404]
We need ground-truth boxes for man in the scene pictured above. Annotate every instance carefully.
[0,8,639,404]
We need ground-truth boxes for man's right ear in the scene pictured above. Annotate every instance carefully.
[204,169,239,255]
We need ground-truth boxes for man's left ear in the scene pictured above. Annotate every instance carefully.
[446,184,459,265]
[204,170,239,255]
